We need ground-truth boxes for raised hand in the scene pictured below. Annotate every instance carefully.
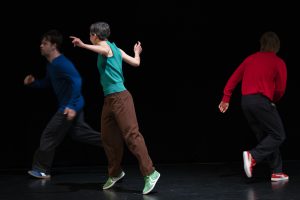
[134,41,142,55]
[70,36,84,48]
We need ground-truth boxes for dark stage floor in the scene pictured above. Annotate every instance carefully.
[0,161,299,200]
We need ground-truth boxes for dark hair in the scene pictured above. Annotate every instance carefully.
[90,22,110,40]
[260,31,280,53]
[42,29,63,52]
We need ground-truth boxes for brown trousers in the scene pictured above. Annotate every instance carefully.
[101,90,154,177]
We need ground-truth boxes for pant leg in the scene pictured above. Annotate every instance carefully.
[32,111,72,173]
[267,149,283,173]
[101,96,124,177]
[241,94,285,172]
[69,111,102,147]
[108,90,154,176]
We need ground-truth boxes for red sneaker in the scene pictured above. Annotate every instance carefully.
[271,173,289,182]
[243,151,256,178]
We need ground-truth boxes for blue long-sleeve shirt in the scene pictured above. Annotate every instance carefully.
[31,54,84,112]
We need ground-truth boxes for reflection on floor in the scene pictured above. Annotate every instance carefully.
[0,161,299,200]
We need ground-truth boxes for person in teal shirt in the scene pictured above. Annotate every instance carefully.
[70,22,160,195]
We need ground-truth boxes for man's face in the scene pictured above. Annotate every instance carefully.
[40,38,56,57]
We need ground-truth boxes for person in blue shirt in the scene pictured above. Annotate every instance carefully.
[24,29,102,179]
[70,22,160,195]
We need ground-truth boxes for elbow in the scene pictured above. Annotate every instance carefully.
[132,61,140,67]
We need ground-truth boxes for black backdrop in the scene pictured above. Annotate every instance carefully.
[2,2,299,170]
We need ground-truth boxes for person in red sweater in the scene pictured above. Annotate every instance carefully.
[218,31,289,182]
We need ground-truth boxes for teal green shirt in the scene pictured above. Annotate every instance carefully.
[97,41,126,96]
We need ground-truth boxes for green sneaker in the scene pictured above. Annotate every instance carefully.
[143,170,160,194]
[102,171,125,190]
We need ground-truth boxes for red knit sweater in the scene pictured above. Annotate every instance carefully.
[222,52,287,103]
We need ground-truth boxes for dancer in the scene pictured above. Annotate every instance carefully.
[70,21,160,194]
[218,31,289,182]
[24,29,102,179]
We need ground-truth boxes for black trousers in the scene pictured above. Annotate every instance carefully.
[241,94,286,173]
[32,110,101,173]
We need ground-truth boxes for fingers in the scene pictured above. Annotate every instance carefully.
[218,102,228,113]
[135,41,141,46]
[220,107,226,113]
[219,105,226,113]
[64,107,76,120]
[63,107,68,115]
[137,41,142,47]
[24,75,34,85]
[134,41,142,53]
[24,77,28,85]
[69,36,78,47]
[219,105,224,113]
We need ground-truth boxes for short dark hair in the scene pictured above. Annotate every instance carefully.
[260,31,280,53]
[90,22,110,40]
[42,29,63,52]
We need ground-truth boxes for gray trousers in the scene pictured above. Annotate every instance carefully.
[32,110,101,173]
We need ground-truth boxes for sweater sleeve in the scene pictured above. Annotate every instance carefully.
[30,73,51,88]
[51,55,84,112]
[65,76,82,111]
[222,61,245,103]
[273,60,287,102]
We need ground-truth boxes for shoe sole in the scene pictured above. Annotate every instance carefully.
[243,151,252,178]
[143,173,161,195]
[28,171,51,179]
[271,177,289,182]
[102,172,125,190]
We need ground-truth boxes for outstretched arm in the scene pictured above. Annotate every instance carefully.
[24,74,51,88]
[70,36,110,56]
[121,41,142,67]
